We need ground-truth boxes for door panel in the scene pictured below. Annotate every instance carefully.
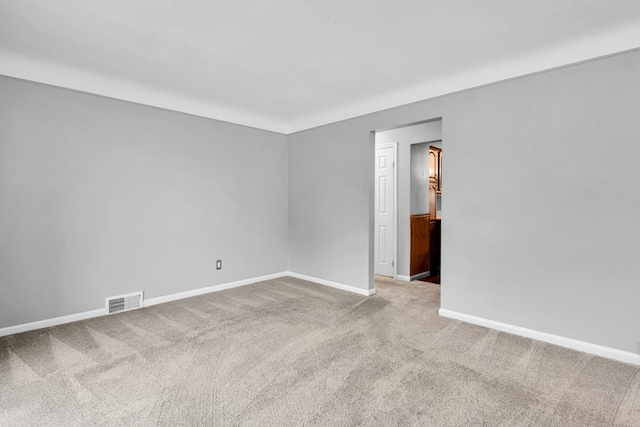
[375,146,395,277]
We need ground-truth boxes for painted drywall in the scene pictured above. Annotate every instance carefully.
[373,121,442,277]
[439,50,640,354]
[4,48,640,356]
[409,143,430,215]
[289,49,640,354]
[0,76,288,328]
[287,120,374,291]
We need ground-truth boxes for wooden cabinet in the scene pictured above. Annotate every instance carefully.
[429,149,438,184]
[429,183,437,222]
[428,146,442,220]
[410,215,441,277]
[410,214,430,276]
[437,149,443,192]
[429,146,442,277]
[429,146,442,193]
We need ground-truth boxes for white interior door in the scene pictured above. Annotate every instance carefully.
[375,145,396,277]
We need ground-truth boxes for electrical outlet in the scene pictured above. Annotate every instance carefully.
[216,260,222,270]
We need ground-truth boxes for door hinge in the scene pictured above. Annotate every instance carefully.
[392,261,394,267]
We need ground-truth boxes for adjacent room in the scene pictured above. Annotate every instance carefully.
[2,1,640,425]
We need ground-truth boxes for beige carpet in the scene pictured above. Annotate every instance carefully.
[1,275,639,426]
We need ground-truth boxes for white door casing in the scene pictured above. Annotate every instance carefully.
[374,144,396,277]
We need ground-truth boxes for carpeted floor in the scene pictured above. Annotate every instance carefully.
[1,275,640,426]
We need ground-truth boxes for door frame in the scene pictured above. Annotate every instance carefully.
[374,142,398,278]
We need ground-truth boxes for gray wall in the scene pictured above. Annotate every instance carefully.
[441,51,640,354]
[409,142,429,215]
[289,49,640,354]
[374,121,442,277]
[287,121,374,290]
[4,48,640,355]
[0,76,289,328]
[409,143,430,216]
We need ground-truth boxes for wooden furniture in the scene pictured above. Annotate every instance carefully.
[410,214,430,276]
[428,146,442,219]
[428,146,442,277]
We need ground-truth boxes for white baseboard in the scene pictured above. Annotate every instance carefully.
[0,272,288,338]
[286,271,376,296]
[397,271,430,282]
[439,308,640,366]
[144,272,288,307]
[0,308,105,338]
[411,271,430,280]
[0,271,374,337]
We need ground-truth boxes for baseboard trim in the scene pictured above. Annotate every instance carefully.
[0,308,106,338]
[0,271,374,337]
[286,271,375,296]
[397,272,430,282]
[144,272,288,307]
[411,271,430,280]
[439,308,640,366]
[0,272,288,338]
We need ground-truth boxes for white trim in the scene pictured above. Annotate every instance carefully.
[396,272,430,282]
[0,272,288,337]
[144,272,288,307]
[0,271,374,337]
[286,30,640,133]
[439,308,640,366]
[0,308,105,338]
[0,50,289,134]
[5,29,639,134]
[286,271,375,296]
[411,271,430,281]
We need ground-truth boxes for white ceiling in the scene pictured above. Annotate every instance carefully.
[2,1,640,133]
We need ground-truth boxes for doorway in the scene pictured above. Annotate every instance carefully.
[372,119,442,283]
[409,142,442,283]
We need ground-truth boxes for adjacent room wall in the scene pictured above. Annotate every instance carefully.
[0,76,289,328]
[374,121,442,277]
[411,139,443,218]
[409,143,430,216]
[289,49,640,354]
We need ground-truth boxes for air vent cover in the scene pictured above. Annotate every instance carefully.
[106,291,143,314]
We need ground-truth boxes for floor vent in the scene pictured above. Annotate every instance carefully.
[106,291,143,314]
